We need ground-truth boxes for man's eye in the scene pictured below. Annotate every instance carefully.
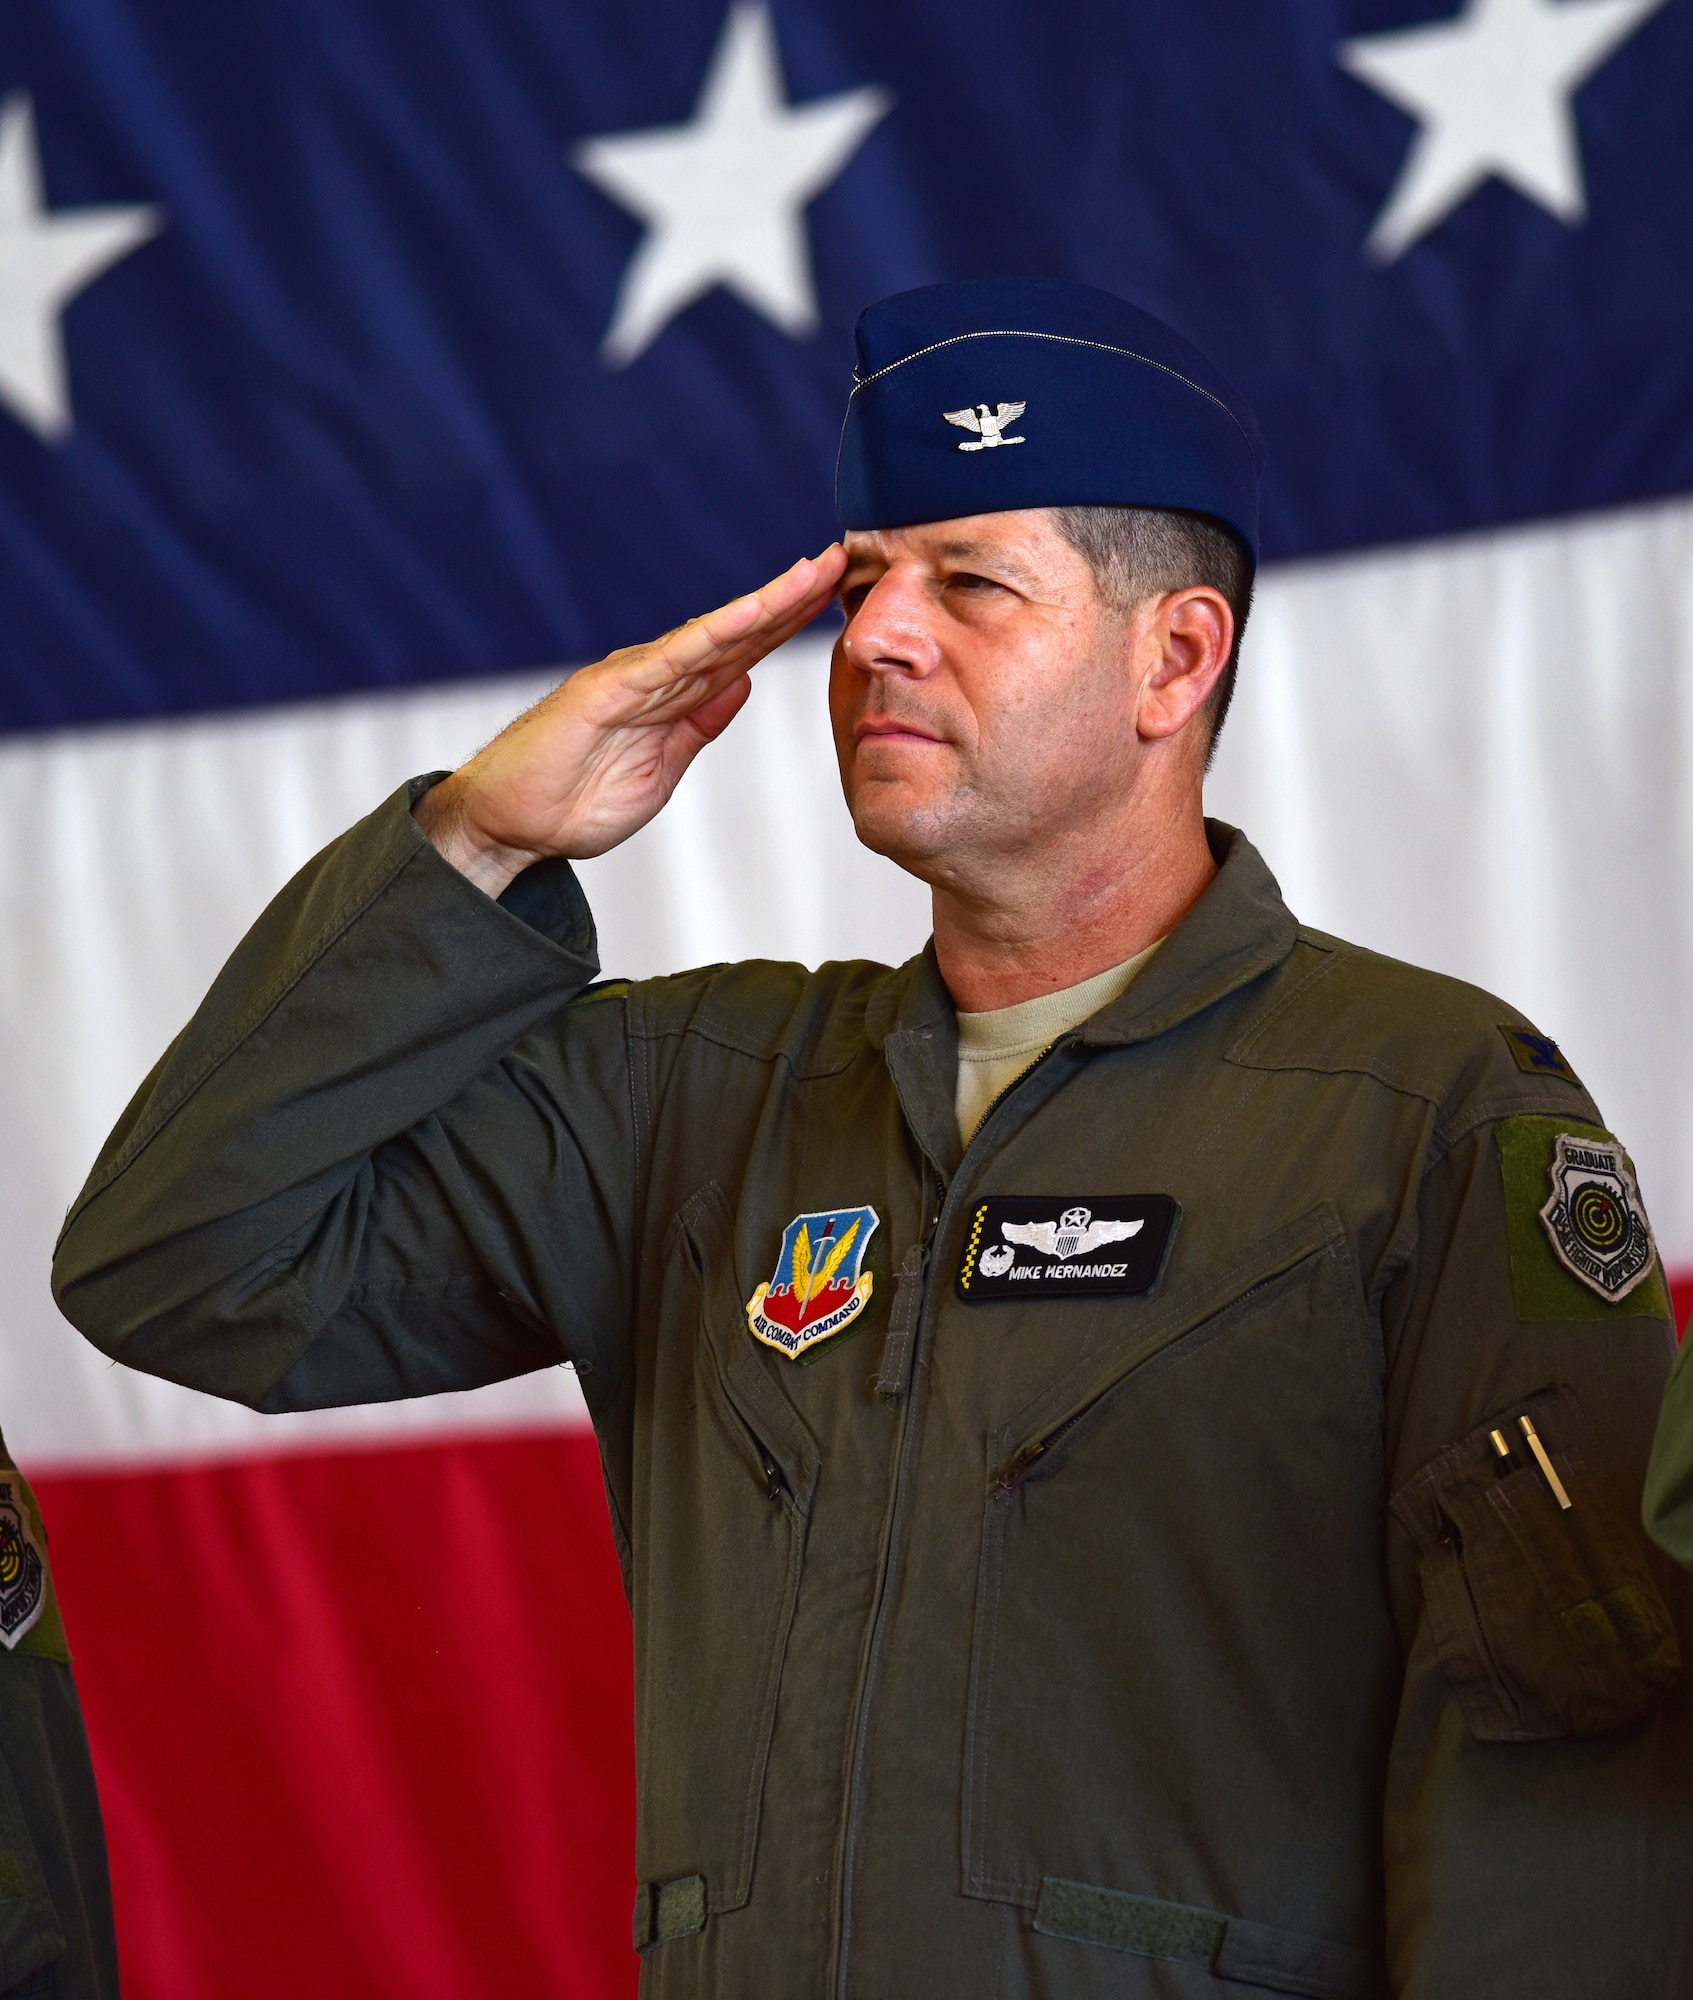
[839,585,872,617]
[949,572,1003,594]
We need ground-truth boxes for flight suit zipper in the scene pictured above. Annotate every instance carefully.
[995,1411,1087,1492]
[831,1041,1070,1997]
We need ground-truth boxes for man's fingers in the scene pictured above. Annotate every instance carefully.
[697,546,845,648]
[435,548,842,870]
[563,546,843,742]
[650,548,845,683]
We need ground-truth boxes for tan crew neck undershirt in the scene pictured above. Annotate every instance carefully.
[954,939,1164,1146]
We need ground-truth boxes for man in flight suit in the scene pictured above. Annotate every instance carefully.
[52,282,1693,1997]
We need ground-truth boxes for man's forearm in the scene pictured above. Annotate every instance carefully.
[52,779,606,1405]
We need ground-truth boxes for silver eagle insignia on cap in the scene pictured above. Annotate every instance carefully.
[943,402,1026,450]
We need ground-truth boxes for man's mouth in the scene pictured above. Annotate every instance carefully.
[854,715,945,747]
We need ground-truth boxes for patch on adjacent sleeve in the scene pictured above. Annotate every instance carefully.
[1498,1023,1581,1087]
[1496,1116,1669,1322]
[0,1474,70,1662]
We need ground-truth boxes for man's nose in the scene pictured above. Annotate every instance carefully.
[839,571,942,679]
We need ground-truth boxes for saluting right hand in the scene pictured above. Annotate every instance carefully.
[415,547,847,897]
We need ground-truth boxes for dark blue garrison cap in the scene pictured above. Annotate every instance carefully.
[836,280,1263,564]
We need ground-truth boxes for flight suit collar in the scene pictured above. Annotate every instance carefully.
[868,822,1296,1045]
[871,945,963,1184]
[1074,821,1299,1048]
[864,822,1297,1179]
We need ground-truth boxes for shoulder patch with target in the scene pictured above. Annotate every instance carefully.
[1496,1117,1670,1322]
[0,1479,47,1650]
[0,1465,71,1662]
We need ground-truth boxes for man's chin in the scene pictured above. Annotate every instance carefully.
[844,788,957,883]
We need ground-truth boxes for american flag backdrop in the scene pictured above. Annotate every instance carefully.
[3,0,1692,1991]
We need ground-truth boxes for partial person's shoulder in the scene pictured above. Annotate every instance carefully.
[1229,927,1599,1129]
[620,956,899,1077]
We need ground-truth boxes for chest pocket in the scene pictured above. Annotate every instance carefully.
[962,1206,1388,1999]
[630,1181,818,1944]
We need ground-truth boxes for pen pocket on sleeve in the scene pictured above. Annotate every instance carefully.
[1391,1384,1680,1742]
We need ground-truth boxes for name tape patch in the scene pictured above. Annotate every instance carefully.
[957,1196,1178,1301]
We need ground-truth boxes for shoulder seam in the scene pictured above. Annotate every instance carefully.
[631,1014,863,1078]
[1433,1092,1608,1158]
[1229,1049,1446,1106]
[1226,945,1447,1106]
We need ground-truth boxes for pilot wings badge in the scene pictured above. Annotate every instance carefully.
[1002,1207,1142,1260]
[957,1196,1178,1301]
[944,402,1027,450]
[747,1206,880,1360]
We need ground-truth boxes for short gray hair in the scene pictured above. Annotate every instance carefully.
[1052,506,1254,759]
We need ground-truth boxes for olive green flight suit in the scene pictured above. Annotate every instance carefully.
[52,781,1693,2000]
[0,1439,119,1999]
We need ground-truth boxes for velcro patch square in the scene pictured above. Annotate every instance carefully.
[1496,1117,1669,1323]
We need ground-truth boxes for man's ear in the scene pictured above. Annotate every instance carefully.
[1135,588,1233,742]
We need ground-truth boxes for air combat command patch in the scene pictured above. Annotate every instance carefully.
[0,1479,47,1650]
[1496,1116,1669,1321]
[747,1206,879,1360]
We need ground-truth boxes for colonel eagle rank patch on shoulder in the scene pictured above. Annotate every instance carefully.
[1498,1023,1581,1086]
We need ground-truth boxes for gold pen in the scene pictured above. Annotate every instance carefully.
[1518,1415,1572,1511]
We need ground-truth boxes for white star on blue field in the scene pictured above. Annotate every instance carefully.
[1340,0,1666,258]
[573,4,891,366]
[0,93,162,440]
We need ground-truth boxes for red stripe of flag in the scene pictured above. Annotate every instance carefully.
[37,1433,637,2000]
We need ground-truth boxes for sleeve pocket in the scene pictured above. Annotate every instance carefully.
[1391,1384,1680,1742]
